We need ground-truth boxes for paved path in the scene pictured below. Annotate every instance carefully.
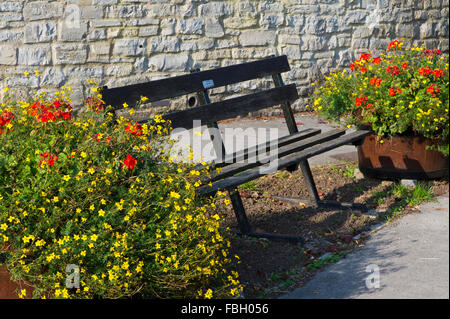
[281,194,449,299]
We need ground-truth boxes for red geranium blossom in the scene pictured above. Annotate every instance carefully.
[355,95,368,107]
[372,57,381,64]
[38,152,58,167]
[122,154,137,170]
[0,110,14,135]
[369,78,382,87]
[360,53,371,61]
[386,65,401,76]
[426,84,440,96]
[387,40,402,50]
[125,122,143,136]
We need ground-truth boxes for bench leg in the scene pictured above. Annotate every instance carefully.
[299,159,320,206]
[274,159,368,212]
[229,189,252,235]
[228,188,304,244]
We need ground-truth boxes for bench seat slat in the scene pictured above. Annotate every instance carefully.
[101,55,290,109]
[207,129,345,182]
[191,128,321,172]
[158,84,299,130]
[197,130,372,195]
[212,128,321,168]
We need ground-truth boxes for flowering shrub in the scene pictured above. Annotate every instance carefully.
[311,40,449,156]
[0,83,242,299]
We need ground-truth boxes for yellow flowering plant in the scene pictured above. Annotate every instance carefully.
[0,81,242,299]
[311,40,449,156]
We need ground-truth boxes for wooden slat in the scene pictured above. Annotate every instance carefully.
[159,84,299,130]
[101,55,291,109]
[207,129,345,182]
[216,128,321,167]
[196,130,372,195]
[191,128,321,172]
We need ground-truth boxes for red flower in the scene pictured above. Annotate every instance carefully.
[402,62,407,69]
[360,53,371,61]
[360,67,367,73]
[388,88,397,96]
[38,152,58,168]
[355,95,368,107]
[125,122,143,136]
[387,40,402,50]
[372,57,381,64]
[426,84,440,95]
[350,63,355,71]
[122,154,137,170]
[369,77,383,87]
[0,110,14,128]
[386,65,401,76]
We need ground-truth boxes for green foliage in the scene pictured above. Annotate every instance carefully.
[311,41,449,156]
[0,86,242,299]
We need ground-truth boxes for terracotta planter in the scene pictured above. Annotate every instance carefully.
[357,134,449,180]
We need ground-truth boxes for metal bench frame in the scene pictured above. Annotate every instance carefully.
[101,55,371,245]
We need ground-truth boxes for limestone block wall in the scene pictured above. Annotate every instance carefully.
[0,0,448,115]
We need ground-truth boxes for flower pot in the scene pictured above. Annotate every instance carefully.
[357,134,449,180]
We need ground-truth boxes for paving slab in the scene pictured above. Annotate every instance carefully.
[281,194,449,299]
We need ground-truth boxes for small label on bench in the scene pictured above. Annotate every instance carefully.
[202,79,215,89]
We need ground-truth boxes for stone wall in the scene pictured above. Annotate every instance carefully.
[0,0,448,115]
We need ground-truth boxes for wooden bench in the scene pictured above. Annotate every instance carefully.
[101,55,371,244]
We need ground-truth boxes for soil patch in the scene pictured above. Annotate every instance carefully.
[213,161,449,298]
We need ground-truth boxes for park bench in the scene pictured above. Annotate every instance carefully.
[101,55,371,244]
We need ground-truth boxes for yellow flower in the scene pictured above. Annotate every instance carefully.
[123,102,129,108]
[98,209,105,217]
[204,289,213,299]
[170,191,181,199]
[141,96,148,102]
[62,175,71,181]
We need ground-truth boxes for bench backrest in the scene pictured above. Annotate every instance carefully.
[102,55,290,108]
[101,55,300,161]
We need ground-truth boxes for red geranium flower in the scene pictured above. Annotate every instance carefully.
[38,152,58,167]
[355,95,368,107]
[426,84,440,95]
[125,122,143,136]
[372,57,381,64]
[387,40,402,50]
[360,53,371,61]
[122,154,137,170]
[402,62,407,69]
[388,88,397,96]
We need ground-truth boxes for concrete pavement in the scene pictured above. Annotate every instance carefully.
[281,194,449,299]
